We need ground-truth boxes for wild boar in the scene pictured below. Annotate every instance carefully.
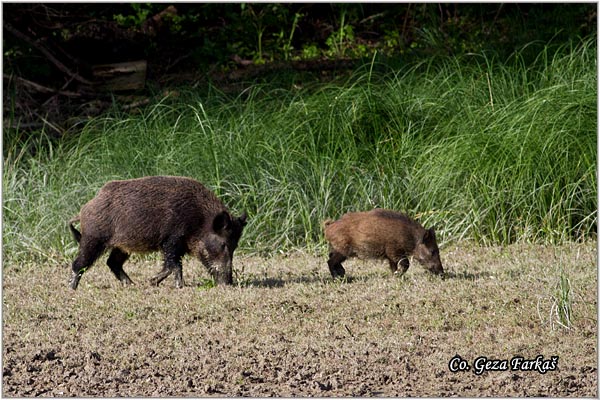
[323,209,443,278]
[68,176,247,289]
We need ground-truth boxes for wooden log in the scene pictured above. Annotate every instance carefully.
[91,60,147,92]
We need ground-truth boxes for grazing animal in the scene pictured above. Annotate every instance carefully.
[323,209,443,278]
[68,176,247,289]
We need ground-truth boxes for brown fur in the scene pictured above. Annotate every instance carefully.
[68,176,247,289]
[323,209,443,278]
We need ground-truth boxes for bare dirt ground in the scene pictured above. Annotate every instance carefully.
[2,243,597,397]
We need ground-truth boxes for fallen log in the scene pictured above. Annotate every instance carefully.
[91,60,147,92]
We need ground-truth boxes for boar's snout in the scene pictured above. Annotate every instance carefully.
[427,258,444,275]
[214,261,233,285]
[415,250,444,275]
[197,239,234,286]
[414,227,444,275]
[199,240,234,285]
[196,211,247,286]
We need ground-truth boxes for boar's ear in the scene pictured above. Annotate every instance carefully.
[213,211,232,233]
[238,212,248,227]
[422,227,436,243]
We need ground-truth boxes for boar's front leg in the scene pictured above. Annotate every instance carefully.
[106,248,134,286]
[150,237,186,288]
[389,255,410,277]
[327,251,347,279]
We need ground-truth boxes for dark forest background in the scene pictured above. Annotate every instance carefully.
[3,3,596,135]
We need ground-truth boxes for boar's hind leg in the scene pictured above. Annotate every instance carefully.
[107,248,133,286]
[70,240,105,290]
[150,238,185,288]
[327,251,347,279]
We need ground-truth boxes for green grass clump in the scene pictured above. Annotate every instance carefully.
[555,268,574,329]
[3,37,596,264]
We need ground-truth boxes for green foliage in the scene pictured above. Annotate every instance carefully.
[103,3,600,68]
[276,12,303,61]
[113,3,153,28]
[325,9,354,58]
[3,38,596,263]
[3,4,595,79]
[301,44,320,60]
[196,278,216,290]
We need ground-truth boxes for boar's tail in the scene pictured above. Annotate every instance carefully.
[68,215,82,243]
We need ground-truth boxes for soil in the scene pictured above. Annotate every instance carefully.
[2,243,597,397]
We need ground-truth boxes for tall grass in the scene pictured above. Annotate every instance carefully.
[3,37,596,264]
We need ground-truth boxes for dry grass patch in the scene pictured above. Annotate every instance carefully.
[2,243,596,396]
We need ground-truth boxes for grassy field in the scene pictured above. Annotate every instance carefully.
[2,37,597,396]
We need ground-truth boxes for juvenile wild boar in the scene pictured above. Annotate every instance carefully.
[68,176,247,289]
[323,209,443,278]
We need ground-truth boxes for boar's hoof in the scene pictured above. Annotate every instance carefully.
[121,277,134,286]
[69,273,83,290]
[329,265,346,279]
[393,270,407,278]
[149,277,161,287]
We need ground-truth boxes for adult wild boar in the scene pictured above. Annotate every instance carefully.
[68,176,247,289]
[323,209,443,278]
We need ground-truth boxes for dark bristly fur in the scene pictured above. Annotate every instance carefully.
[68,176,247,290]
[323,209,443,279]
